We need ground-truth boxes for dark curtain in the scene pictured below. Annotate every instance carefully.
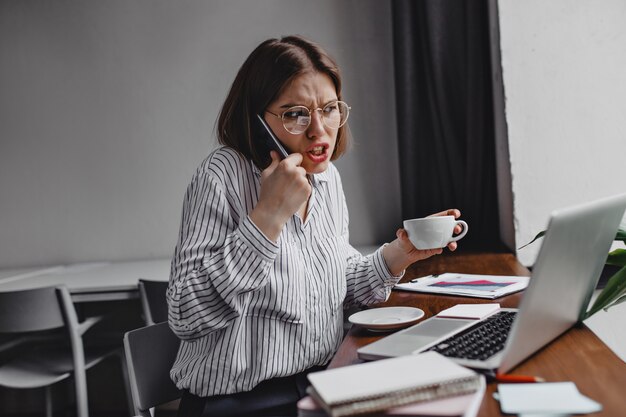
[392,0,504,251]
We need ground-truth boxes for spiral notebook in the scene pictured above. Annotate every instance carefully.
[306,352,481,417]
[298,376,485,417]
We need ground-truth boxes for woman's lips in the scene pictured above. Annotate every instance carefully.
[305,144,329,163]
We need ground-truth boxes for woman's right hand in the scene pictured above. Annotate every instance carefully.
[250,151,311,241]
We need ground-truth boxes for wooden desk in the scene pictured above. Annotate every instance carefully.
[329,252,626,417]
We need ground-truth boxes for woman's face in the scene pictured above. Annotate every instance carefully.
[264,71,338,174]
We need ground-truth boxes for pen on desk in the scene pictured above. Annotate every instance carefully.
[495,373,545,383]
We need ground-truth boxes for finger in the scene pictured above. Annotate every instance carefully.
[397,229,415,247]
[284,152,304,166]
[264,151,281,174]
[428,210,451,218]
[441,208,461,218]
[424,248,443,257]
[447,241,458,251]
[296,166,308,178]
[428,209,461,218]
[453,224,463,234]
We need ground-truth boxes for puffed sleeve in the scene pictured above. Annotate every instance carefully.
[167,169,279,340]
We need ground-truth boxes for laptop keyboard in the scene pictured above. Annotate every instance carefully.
[427,311,517,361]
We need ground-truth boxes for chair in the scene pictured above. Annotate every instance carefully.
[0,286,129,417]
[124,321,181,417]
[138,279,169,325]
[125,323,308,417]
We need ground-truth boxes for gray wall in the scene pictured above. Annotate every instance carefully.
[0,0,401,268]
[497,0,626,265]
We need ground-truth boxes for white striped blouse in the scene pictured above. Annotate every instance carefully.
[167,146,402,397]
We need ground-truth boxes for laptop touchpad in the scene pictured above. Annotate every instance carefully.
[403,317,472,351]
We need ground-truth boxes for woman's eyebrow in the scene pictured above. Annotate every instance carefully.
[279,103,300,109]
[278,99,338,109]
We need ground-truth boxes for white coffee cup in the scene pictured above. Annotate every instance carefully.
[403,215,468,250]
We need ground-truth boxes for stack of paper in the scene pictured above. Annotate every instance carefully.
[395,273,529,299]
[305,352,482,417]
[497,382,602,415]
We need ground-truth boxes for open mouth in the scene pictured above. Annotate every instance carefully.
[308,145,327,156]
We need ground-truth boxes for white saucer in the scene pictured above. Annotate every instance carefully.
[348,306,425,331]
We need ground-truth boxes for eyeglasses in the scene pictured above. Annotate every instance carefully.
[266,101,351,135]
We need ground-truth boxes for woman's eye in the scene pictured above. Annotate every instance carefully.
[284,109,308,119]
[323,104,339,114]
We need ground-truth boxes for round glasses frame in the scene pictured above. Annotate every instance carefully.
[266,100,351,135]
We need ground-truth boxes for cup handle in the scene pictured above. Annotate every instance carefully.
[449,220,468,243]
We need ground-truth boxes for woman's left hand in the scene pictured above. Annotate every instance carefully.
[383,209,461,276]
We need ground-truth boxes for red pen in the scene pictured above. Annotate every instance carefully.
[495,374,545,383]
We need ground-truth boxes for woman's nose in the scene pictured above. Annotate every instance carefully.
[306,110,325,138]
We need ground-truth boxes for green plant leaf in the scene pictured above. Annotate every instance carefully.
[603,294,626,312]
[519,228,624,250]
[606,248,626,267]
[518,230,546,250]
[586,265,626,318]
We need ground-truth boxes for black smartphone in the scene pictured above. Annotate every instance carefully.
[255,114,290,159]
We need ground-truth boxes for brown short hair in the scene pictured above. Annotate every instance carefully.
[217,35,350,169]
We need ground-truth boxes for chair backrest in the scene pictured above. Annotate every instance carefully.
[138,279,169,325]
[124,322,181,417]
[0,286,91,417]
[0,286,66,333]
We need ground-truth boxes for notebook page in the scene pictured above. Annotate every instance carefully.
[307,351,477,406]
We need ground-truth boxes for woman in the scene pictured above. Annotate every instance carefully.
[167,35,462,417]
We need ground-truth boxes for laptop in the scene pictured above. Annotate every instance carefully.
[358,194,626,375]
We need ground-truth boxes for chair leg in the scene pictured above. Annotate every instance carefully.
[118,350,136,416]
[74,367,89,417]
[45,386,53,417]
